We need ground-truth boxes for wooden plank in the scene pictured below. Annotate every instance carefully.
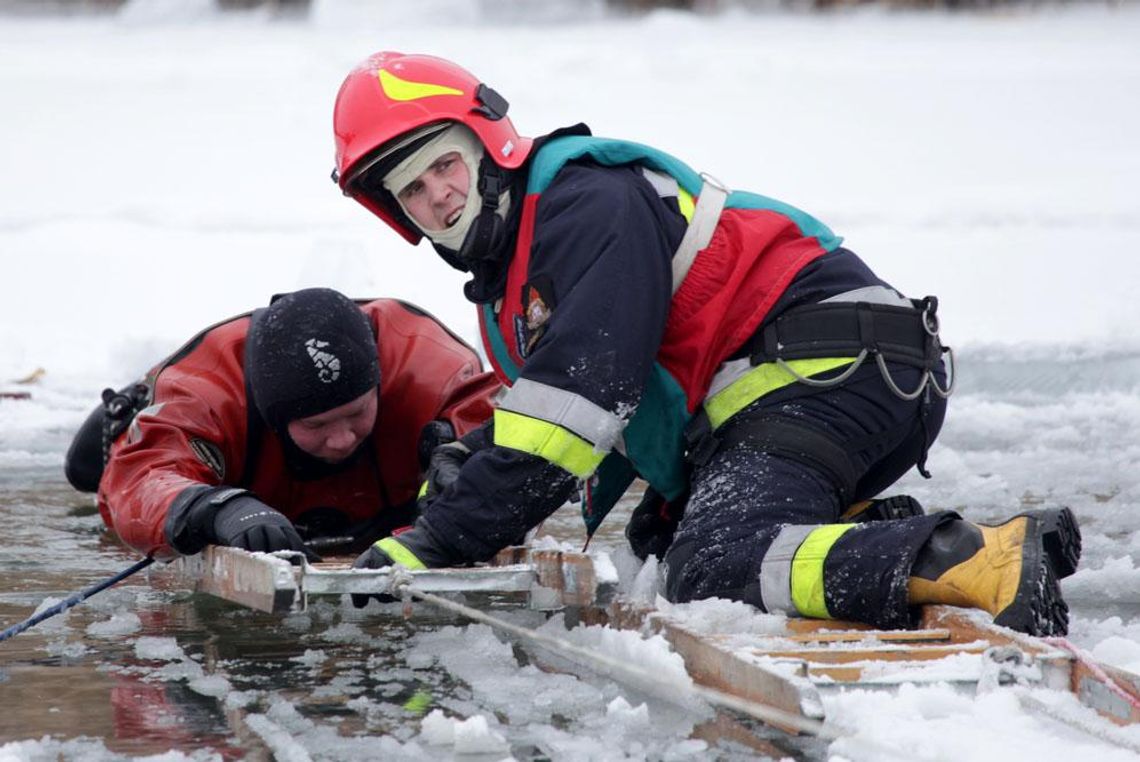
[174,546,299,613]
[752,643,991,666]
[778,628,951,644]
[919,606,1140,724]
[531,549,598,608]
[599,601,825,732]
[656,616,824,733]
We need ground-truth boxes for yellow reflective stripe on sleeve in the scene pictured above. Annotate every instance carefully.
[677,187,695,223]
[705,357,856,431]
[790,524,856,619]
[378,69,464,102]
[417,480,429,500]
[376,537,427,571]
[493,409,606,479]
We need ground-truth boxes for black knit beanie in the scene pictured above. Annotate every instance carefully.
[246,288,380,434]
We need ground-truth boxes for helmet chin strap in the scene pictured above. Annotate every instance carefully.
[447,158,512,266]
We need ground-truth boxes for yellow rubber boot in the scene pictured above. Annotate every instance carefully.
[907,507,1080,636]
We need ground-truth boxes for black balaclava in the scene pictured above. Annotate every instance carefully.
[246,288,380,480]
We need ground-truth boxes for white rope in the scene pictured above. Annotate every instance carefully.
[1016,692,1140,754]
[398,583,932,762]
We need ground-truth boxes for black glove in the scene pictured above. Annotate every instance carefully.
[351,536,425,608]
[212,496,320,562]
[625,487,686,561]
[418,440,472,510]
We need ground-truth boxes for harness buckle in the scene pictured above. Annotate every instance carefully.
[698,171,730,195]
[683,410,720,468]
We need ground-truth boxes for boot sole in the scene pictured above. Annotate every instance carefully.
[1039,506,1081,579]
[992,508,1080,637]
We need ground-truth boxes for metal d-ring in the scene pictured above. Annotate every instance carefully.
[875,353,930,401]
[923,306,940,337]
[776,349,869,388]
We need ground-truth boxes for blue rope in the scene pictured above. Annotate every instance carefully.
[0,557,154,643]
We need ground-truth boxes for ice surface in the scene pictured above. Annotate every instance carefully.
[1,2,1138,759]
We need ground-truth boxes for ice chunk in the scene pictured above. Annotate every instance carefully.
[134,636,184,661]
[605,696,650,728]
[420,709,455,745]
[291,649,328,667]
[189,674,232,698]
[420,710,509,755]
[454,714,509,755]
[86,611,142,638]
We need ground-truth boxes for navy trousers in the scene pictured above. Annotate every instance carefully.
[663,365,952,629]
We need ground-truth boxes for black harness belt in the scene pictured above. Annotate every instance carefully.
[682,294,954,501]
[755,296,945,372]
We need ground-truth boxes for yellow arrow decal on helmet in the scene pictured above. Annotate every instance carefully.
[378,69,464,101]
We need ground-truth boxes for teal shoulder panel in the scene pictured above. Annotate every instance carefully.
[528,136,704,197]
[482,303,521,383]
[529,137,843,248]
[727,190,844,252]
[622,364,691,502]
[580,363,691,534]
[582,452,637,535]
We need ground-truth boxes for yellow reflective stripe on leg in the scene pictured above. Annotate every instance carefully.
[790,524,856,619]
[705,357,856,431]
[493,409,606,479]
[376,537,427,571]
[417,480,429,500]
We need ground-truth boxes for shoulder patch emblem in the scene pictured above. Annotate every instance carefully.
[189,438,226,480]
[519,277,556,358]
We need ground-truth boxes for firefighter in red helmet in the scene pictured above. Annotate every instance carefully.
[332,52,1080,635]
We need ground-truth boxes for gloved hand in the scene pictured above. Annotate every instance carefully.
[350,536,425,608]
[212,496,320,562]
[418,440,472,510]
[625,487,686,561]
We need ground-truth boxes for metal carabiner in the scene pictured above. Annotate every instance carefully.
[776,349,869,388]
[929,345,956,399]
[875,353,930,401]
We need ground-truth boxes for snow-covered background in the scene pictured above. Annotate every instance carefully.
[1,1,1139,760]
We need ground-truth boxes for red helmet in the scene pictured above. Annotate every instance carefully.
[333,51,533,243]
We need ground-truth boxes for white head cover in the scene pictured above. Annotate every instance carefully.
[382,123,509,252]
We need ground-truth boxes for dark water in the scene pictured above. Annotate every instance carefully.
[0,467,823,760]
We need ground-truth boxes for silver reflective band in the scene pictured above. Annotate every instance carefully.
[498,378,628,454]
[705,357,753,399]
[759,524,816,616]
[641,167,680,199]
[821,285,911,308]
[672,173,729,295]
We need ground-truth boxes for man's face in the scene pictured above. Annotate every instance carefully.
[395,151,469,231]
[286,388,378,463]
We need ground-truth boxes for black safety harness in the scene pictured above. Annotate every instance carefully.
[683,295,954,506]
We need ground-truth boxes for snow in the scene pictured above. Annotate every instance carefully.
[1,1,1139,760]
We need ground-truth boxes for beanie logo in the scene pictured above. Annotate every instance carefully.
[305,338,341,383]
